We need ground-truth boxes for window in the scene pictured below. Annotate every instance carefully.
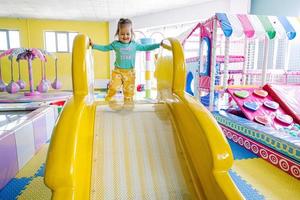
[44,31,78,52]
[0,30,20,51]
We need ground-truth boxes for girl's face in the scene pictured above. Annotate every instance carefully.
[118,25,132,43]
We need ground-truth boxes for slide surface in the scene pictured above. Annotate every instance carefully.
[45,35,243,200]
[91,103,194,199]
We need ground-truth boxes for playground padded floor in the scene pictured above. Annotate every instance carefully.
[0,139,299,200]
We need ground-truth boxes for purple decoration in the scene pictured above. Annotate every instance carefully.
[24,91,40,96]
[31,48,46,62]
[0,48,15,59]
[51,58,62,90]
[24,58,37,97]
[0,133,18,189]
[37,80,49,93]
[43,61,50,85]
[46,79,51,87]
[18,49,46,96]
[17,61,26,89]
[0,80,6,92]
[51,79,62,90]
[17,80,26,90]
[52,59,62,89]
[1,48,52,96]
[6,81,20,94]
[8,59,16,90]
[39,50,60,90]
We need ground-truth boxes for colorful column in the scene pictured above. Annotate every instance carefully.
[262,36,269,86]
[209,18,218,111]
[242,38,248,85]
[223,37,230,89]
[140,38,153,98]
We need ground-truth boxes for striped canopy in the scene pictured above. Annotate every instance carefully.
[216,13,300,40]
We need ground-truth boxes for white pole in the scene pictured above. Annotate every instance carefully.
[209,18,218,111]
[253,39,259,70]
[252,39,259,85]
[195,30,202,100]
[140,37,152,98]
[284,39,291,71]
[272,40,278,70]
[262,36,269,86]
[223,37,230,89]
[242,37,248,85]
[284,40,291,84]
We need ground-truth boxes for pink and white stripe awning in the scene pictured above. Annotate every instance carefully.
[216,13,298,40]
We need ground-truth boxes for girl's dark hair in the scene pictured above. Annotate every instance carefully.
[115,18,135,39]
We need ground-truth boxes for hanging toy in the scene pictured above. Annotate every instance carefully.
[16,60,26,89]
[6,58,20,94]
[51,58,62,89]
[37,60,49,93]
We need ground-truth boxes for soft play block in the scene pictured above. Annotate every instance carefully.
[227,88,293,129]
[263,84,300,124]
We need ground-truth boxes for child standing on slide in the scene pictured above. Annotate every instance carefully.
[90,18,161,109]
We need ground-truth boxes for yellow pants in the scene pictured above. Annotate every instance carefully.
[106,68,135,102]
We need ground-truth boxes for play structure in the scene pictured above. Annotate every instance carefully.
[180,13,300,179]
[44,34,245,199]
[0,48,62,95]
[0,103,58,190]
[0,47,69,190]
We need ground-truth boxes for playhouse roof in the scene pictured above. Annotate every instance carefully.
[216,13,299,40]
[179,13,300,42]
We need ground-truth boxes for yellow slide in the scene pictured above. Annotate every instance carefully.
[45,35,244,200]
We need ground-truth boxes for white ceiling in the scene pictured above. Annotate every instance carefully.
[0,0,213,21]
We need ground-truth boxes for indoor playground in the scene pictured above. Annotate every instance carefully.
[1,1,300,200]
[0,27,72,200]
[182,11,300,195]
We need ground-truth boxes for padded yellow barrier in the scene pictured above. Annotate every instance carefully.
[156,38,243,199]
[45,34,96,200]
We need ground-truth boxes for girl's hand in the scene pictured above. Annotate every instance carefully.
[89,38,94,47]
[160,40,164,46]
[160,40,172,50]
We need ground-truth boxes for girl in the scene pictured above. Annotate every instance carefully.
[90,18,161,108]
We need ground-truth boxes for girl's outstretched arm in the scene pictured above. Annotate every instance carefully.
[91,41,114,51]
[136,42,160,51]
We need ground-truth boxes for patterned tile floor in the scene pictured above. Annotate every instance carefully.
[0,144,51,200]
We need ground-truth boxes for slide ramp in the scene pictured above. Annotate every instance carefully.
[91,104,192,199]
